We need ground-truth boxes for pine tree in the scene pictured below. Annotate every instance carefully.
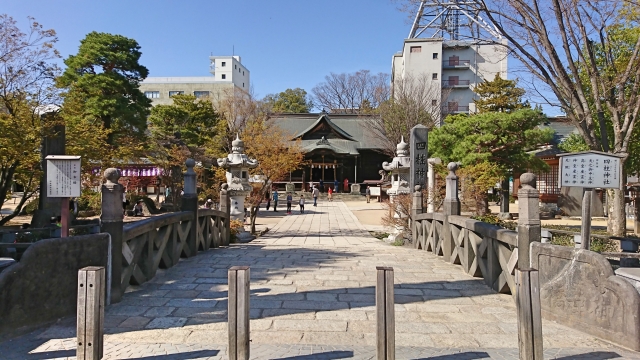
[474,74,529,113]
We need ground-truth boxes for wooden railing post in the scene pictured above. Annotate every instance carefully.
[517,173,541,269]
[220,184,231,246]
[77,266,105,360]
[376,266,395,360]
[443,162,460,262]
[516,269,543,359]
[100,168,123,304]
[181,159,198,256]
[228,266,250,360]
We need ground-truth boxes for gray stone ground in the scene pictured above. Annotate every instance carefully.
[1,201,639,359]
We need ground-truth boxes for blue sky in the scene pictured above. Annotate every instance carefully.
[6,0,560,114]
[6,0,408,97]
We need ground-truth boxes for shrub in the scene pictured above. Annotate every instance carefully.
[229,219,245,243]
[77,189,101,212]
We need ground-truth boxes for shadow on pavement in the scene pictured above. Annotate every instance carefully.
[273,350,354,360]
[127,349,220,360]
[414,351,490,359]
[554,351,622,360]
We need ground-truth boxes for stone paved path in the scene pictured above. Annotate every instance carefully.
[2,201,639,359]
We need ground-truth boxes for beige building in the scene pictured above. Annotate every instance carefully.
[392,38,507,124]
[139,55,250,106]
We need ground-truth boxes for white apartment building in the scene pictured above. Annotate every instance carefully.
[392,38,507,124]
[139,55,250,106]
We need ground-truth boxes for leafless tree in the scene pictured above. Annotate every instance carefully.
[470,0,640,235]
[311,70,390,113]
[364,74,448,157]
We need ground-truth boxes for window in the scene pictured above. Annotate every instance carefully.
[410,46,422,53]
[235,64,237,69]
[239,68,241,73]
[448,55,460,66]
[144,91,159,99]
[193,91,210,98]
[243,71,245,75]
[168,91,184,97]
[448,76,459,86]
[432,73,438,80]
[221,74,226,79]
[242,83,244,87]
[221,61,226,67]
[241,171,247,179]
[433,53,438,59]
[432,100,437,106]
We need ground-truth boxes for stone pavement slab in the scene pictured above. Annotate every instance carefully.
[1,200,638,359]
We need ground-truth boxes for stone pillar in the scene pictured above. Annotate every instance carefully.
[517,173,541,270]
[220,184,231,246]
[443,162,460,216]
[443,163,460,263]
[427,158,441,213]
[412,185,423,216]
[32,120,65,228]
[499,178,512,219]
[181,159,198,257]
[100,168,124,304]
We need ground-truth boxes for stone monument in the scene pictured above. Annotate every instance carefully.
[216,135,258,242]
[409,124,428,193]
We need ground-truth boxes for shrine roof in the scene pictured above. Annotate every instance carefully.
[269,113,383,151]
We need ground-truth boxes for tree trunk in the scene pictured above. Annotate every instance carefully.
[250,206,257,235]
[475,193,489,216]
[607,188,626,236]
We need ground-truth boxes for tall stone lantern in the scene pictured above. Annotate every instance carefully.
[383,136,411,197]
[382,137,411,243]
[216,135,258,222]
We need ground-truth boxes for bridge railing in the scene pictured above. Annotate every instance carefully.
[413,163,640,351]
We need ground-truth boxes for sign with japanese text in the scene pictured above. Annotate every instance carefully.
[558,152,623,189]
[46,155,81,197]
[410,125,428,191]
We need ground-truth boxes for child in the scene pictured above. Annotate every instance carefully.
[286,192,293,214]
[299,195,305,213]
[328,187,333,202]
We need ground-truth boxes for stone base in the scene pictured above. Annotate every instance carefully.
[497,212,512,220]
[350,184,361,194]
[235,229,255,243]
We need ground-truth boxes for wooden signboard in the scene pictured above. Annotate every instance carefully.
[558,151,623,189]
[46,155,82,198]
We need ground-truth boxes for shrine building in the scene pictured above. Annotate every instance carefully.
[270,113,389,192]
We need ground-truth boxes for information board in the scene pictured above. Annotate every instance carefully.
[46,155,82,197]
[370,187,381,196]
[558,152,623,189]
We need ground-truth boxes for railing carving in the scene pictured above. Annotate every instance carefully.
[120,209,228,293]
[414,213,518,295]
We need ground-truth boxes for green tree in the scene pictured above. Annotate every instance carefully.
[474,74,529,113]
[430,109,554,215]
[57,32,151,146]
[558,133,590,153]
[264,88,313,113]
[0,15,60,226]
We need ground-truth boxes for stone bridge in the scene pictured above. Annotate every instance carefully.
[2,201,639,359]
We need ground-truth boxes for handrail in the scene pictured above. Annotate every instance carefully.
[0,223,99,236]
[542,228,640,243]
[448,215,518,247]
[123,212,193,240]
[197,209,226,218]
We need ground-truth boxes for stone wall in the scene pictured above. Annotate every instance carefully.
[531,242,640,351]
[0,234,110,337]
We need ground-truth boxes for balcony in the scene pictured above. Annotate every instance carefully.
[443,59,471,68]
[442,79,471,88]
[442,105,470,114]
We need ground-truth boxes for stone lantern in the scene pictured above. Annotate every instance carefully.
[382,136,411,197]
[216,135,258,222]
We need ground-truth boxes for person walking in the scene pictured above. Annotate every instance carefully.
[328,187,333,202]
[299,195,305,213]
[312,186,319,206]
[286,192,293,214]
[273,189,279,212]
[333,179,339,193]
[366,186,371,203]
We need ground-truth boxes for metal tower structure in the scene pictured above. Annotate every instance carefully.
[408,0,502,41]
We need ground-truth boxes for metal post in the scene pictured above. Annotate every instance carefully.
[516,269,543,360]
[581,188,593,250]
[376,266,395,360]
[220,184,231,246]
[517,173,541,269]
[77,266,105,360]
[228,266,250,360]
[100,168,124,303]
[182,159,198,256]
